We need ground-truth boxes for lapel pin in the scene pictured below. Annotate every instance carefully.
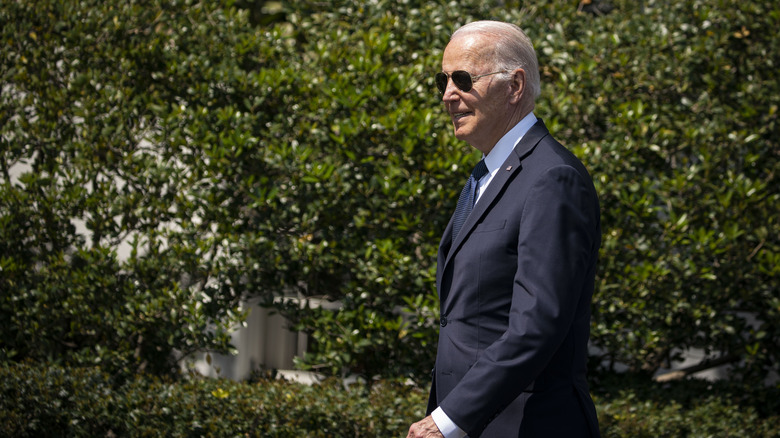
[506,165,513,171]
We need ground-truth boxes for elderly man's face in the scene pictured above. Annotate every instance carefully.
[440,35,513,154]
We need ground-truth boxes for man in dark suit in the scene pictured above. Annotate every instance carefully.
[407,21,601,438]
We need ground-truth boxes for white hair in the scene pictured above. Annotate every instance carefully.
[451,21,541,100]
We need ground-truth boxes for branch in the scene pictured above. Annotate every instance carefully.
[653,354,740,382]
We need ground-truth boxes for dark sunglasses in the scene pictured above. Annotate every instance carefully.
[435,70,505,94]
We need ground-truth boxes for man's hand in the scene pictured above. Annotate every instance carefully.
[407,415,444,438]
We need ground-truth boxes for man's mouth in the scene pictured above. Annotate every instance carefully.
[452,112,472,120]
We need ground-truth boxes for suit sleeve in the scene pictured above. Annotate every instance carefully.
[438,164,600,436]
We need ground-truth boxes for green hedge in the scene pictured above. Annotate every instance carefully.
[0,363,426,437]
[592,371,780,437]
[2,0,779,386]
[2,363,779,437]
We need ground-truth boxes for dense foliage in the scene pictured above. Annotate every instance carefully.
[1,362,778,437]
[550,0,780,382]
[1,0,778,389]
[0,362,426,437]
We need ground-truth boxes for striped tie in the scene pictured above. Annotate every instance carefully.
[451,159,488,242]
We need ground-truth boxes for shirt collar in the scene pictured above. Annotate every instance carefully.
[483,112,537,174]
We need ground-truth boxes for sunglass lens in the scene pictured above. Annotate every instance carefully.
[435,71,474,93]
[451,71,473,92]
[435,73,448,93]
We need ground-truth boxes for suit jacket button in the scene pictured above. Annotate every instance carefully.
[440,316,447,327]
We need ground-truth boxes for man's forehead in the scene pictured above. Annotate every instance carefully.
[443,34,491,69]
[447,32,490,52]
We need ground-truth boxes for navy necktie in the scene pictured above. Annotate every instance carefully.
[452,159,489,242]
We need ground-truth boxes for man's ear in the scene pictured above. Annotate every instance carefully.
[509,68,525,104]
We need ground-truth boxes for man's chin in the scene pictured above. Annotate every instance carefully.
[453,127,472,144]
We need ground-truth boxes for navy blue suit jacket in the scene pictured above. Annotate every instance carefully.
[427,120,601,437]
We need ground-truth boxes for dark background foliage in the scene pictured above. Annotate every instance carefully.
[1,0,777,405]
[1,362,779,437]
[2,0,779,435]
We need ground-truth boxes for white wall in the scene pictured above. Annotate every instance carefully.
[190,298,308,380]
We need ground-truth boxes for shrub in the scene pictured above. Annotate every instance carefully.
[0,362,427,437]
[0,0,250,379]
[592,372,780,437]
[1,0,778,386]
[2,363,779,437]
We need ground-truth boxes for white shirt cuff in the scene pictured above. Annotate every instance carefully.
[431,407,467,438]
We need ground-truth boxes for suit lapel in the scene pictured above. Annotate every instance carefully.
[438,120,551,292]
[444,152,521,264]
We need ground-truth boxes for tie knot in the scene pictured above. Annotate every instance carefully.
[471,159,488,181]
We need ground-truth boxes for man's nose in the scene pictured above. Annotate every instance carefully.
[442,80,460,101]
